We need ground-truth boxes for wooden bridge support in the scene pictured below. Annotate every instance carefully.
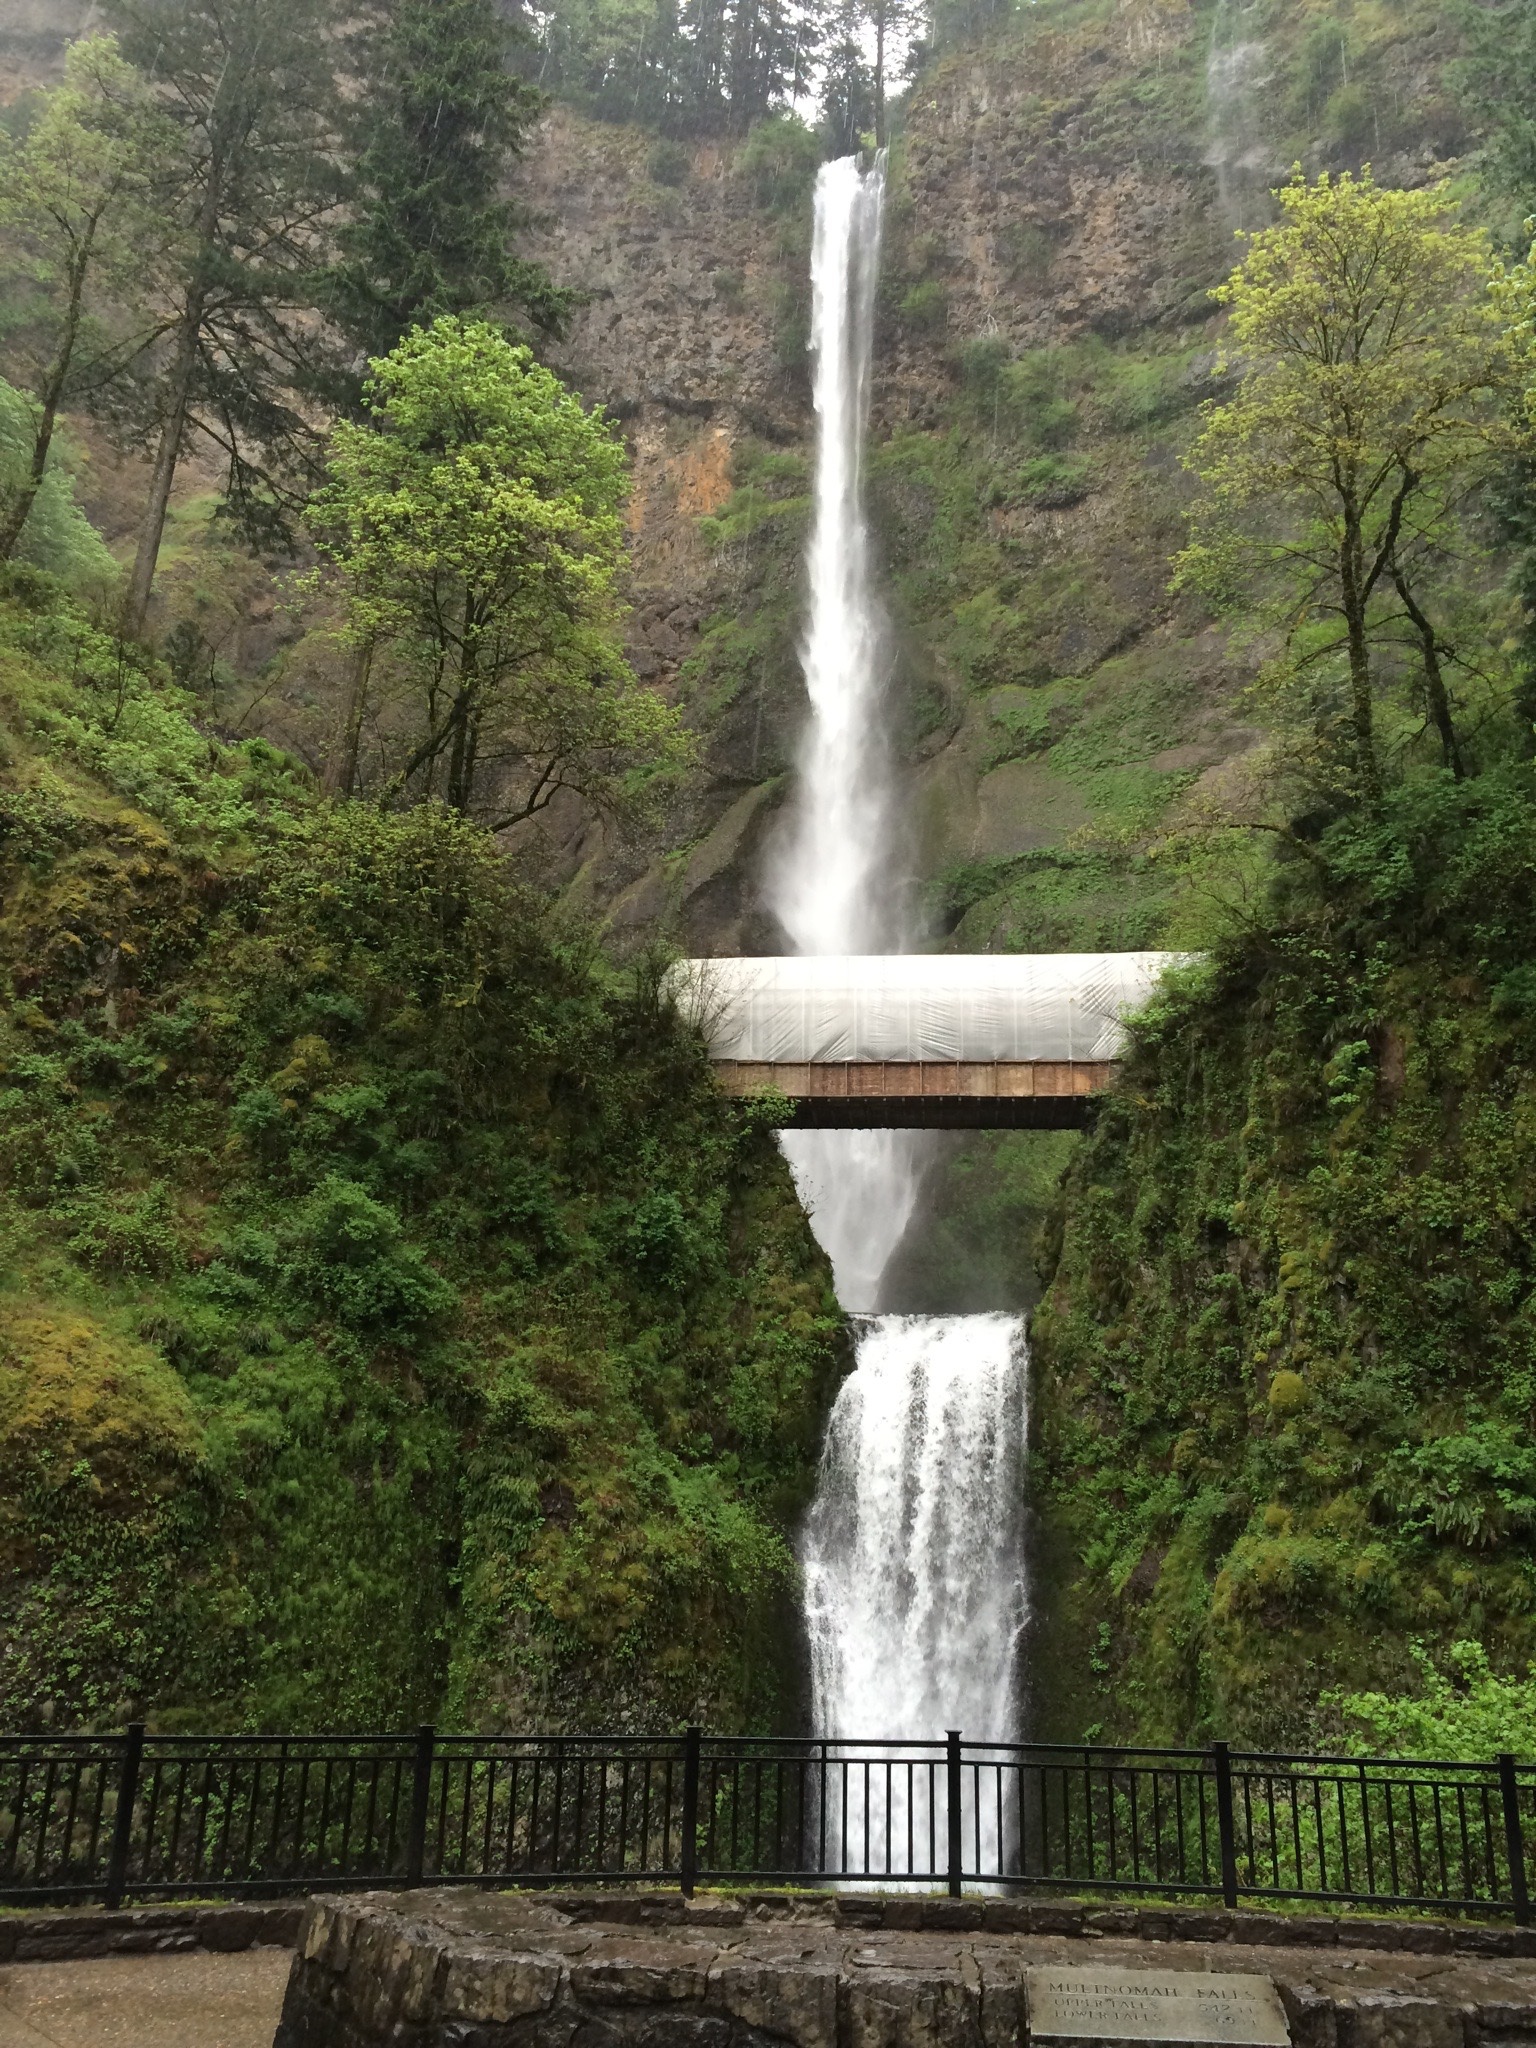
[710,1059,1116,1129]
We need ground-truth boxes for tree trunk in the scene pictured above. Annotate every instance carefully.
[0,238,93,564]
[1390,560,1464,780]
[122,290,204,638]
[325,638,374,796]
[1339,518,1379,801]
[123,147,225,640]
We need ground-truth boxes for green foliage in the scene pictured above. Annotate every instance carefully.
[898,279,947,334]
[531,0,821,136]
[308,316,693,828]
[0,582,841,1732]
[1032,768,1536,1746]
[647,139,692,186]
[1176,170,1527,796]
[0,382,115,587]
[104,0,349,592]
[736,116,822,215]
[323,0,571,358]
[1332,1640,1536,1759]
[0,32,167,567]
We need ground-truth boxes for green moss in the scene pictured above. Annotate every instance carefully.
[0,590,843,1734]
[1031,770,1536,1747]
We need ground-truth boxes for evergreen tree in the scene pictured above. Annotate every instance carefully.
[104,0,348,634]
[325,0,574,364]
[819,0,876,154]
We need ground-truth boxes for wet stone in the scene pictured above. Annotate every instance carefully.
[270,1893,1536,2048]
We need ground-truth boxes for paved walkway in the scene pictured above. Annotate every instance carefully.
[0,1948,290,2048]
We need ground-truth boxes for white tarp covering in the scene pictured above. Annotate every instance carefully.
[676,953,1185,1064]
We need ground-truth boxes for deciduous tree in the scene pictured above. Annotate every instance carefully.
[0,34,167,564]
[1176,171,1527,797]
[306,317,693,827]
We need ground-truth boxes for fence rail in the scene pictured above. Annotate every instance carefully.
[2,1726,1532,1918]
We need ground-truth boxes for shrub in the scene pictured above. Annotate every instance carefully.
[647,139,689,186]
[899,279,948,335]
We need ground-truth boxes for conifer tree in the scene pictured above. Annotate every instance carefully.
[324,0,574,363]
[103,0,346,634]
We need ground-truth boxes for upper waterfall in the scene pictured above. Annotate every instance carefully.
[768,154,895,959]
[768,153,923,1314]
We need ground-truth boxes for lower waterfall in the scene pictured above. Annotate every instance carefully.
[801,1313,1029,1744]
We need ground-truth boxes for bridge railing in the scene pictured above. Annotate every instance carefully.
[2,1728,1532,1918]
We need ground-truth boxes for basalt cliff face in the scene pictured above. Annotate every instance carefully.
[508,0,1467,959]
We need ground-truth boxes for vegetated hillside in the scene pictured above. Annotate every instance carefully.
[0,0,1474,965]
[1029,772,1536,1749]
[0,574,842,1734]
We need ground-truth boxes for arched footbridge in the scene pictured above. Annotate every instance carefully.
[677,953,1184,1130]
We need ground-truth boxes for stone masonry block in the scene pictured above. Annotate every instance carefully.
[441,1947,565,2023]
[1338,1992,1467,2048]
[841,1968,984,2048]
[707,1959,840,2048]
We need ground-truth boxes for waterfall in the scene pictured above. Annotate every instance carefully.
[768,151,924,1316]
[769,154,1031,1787]
[1205,0,1270,228]
[802,1314,1029,1753]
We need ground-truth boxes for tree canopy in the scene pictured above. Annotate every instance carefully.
[306,317,693,828]
[0,33,167,563]
[104,0,348,627]
[1176,171,1529,798]
[323,0,573,365]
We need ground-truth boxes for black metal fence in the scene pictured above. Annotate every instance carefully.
[3,1726,1532,1919]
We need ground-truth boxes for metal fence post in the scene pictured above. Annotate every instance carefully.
[679,1726,702,1899]
[104,1723,146,1909]
[1212,1741,1239,1909]
[946,1730,964,1898]
[1498,1753,1531,1926]
[405,1725,435,1887]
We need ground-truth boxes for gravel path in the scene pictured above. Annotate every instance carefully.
[0,1947,290,2048]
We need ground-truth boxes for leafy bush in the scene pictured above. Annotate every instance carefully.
[0,379,116,590]
[1332,1642,1536,1759]
[647,139,690,185]
[899,279,948,335]
[736,115,820,214]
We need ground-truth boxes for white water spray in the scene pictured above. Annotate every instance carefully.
[770,156,1031,1777]
[803,1315,1028,1750]
[1205,0,1271,228]
[769,154,923,1315]
[771,154,895,961]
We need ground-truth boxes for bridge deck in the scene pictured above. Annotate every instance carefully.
[681,953,1180,1129]
[712,1058,1115,1129]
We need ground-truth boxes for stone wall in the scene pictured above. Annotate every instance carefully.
[275,1888,1536,2048]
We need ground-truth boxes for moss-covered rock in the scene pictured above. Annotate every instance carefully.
[0,589,843,1734]
[1031,770,1536,1748]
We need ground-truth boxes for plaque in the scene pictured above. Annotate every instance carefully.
[1025,1968,1291,2048]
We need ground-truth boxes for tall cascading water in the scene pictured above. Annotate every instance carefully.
[1205,0,1271,229]
[768,152,924,1315]
[769,156,1031,1842]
